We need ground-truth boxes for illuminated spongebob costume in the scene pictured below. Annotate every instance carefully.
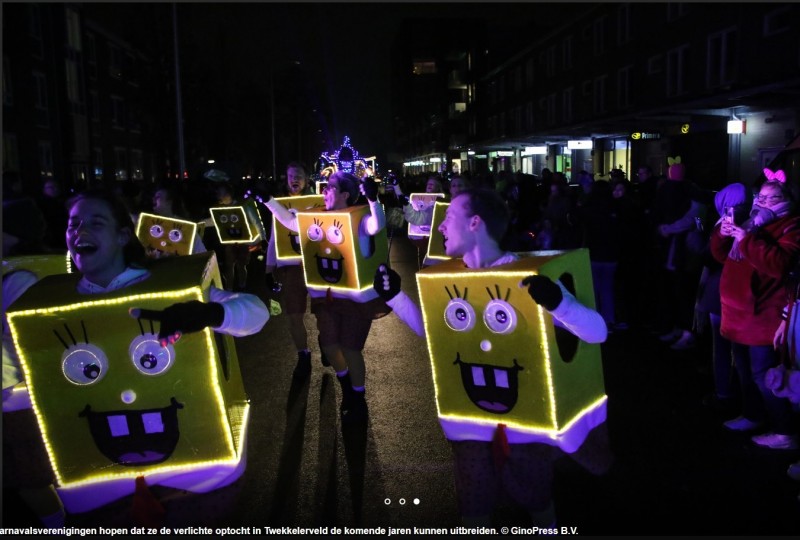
[413,250,607,450]
[383,248,610,516]
[5,252,267,515]
[135,212,202,258]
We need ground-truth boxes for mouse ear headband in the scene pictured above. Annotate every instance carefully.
[763,168,786,183]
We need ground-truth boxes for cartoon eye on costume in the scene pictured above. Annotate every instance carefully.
[168,228,183,242]
[62,343,108,385]
[484,299,517,334]
[326,221,345,244]
[229,214,239,223]
[149,224,164,238]
[307,219,324,242]
[129,333,175,375]
[219,215,229,224]
[444,298,476,332]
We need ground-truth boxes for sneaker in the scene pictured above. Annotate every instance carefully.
[670,330,696,350]
[751,432,799,450]
[292,350,312,380]
[658,328,682,342]
[787,460,800,481]
[723,416,763,432]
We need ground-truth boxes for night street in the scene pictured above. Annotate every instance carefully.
[3,233,800,535]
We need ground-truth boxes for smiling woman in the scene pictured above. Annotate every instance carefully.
[4,187,269,524]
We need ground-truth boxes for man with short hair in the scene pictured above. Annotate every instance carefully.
[374,187,609,526]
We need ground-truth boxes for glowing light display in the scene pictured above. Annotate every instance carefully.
[318,136,372,179]
[415,249,606,452]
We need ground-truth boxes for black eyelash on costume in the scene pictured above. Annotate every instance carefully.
[504,287,511,302]
[486,286,495,300]
[63,323,77,346]
[53,329,69,349]
[445,286,454,300]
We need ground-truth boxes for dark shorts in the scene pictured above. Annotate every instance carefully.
[450,423,612,517]
[310,296,390,351]
[274,265,308,315]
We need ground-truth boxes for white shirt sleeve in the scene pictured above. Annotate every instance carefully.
[386,291,425,337]
[549,281,608,344]
[208,285,269,337]
[264,198,298,232]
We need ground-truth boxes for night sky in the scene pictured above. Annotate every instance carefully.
[175,2,544,163]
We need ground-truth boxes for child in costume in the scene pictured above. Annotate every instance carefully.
[7,188,269,526]
[261,171,388,423]
[373,188,610,526]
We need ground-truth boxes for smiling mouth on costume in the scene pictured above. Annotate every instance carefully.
[227,227,243,238]
[453,353,523,414]
[79,397,184,466]
[315,254,344,283]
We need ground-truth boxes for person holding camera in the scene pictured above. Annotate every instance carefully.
[711,173,800,450]
[392,175,444,268]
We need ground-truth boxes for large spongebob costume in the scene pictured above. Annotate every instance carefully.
[5,252,250,514]
[415,249,606,452]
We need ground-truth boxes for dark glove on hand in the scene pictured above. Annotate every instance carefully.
[129,300,225,346]
[373,264,401,302]
[521,274,563,311]
[398,194,410,206]
[361,179,379,202]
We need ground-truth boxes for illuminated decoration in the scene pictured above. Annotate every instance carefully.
[667,156,685,181]
[415,249,606,452]
[318,136,371,179]
[136,213,198,257]
[2,253,73,278]
[210,205,262,244]
[271,195,324,262]
[6,252,249,512]
[727,120,746,134]
[408,193,445,237]
[426,201,450,262]
[680,124,690,134]
[296,205,388,293]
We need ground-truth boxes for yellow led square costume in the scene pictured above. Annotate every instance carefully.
[210,204,261,244]
[296,205,388,293]
[407,193,445,237]
[272,195,324,263]
[2,253,72,279]
[415,249,606,452]
[6,252,249,512]
[425,201,450,262]
[135,212,199,256]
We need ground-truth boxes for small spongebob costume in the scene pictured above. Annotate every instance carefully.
[5,252,249,513]
[136,213,199,256]
[296,205,388,296]
[415,248,606,452]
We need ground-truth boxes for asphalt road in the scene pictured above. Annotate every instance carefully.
[3,232,800,535]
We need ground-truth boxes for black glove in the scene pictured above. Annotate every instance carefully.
[129,301,225,346]
[521,274,563,311]
[361,179,379,202]
[373,264,401,302]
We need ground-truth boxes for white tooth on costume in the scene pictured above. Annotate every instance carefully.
[494,369,509,388]
[332,260,340,270]
[321,259,328,269]
[108,415,130,436]
[472,366,486,386]
[142,412,164,434]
